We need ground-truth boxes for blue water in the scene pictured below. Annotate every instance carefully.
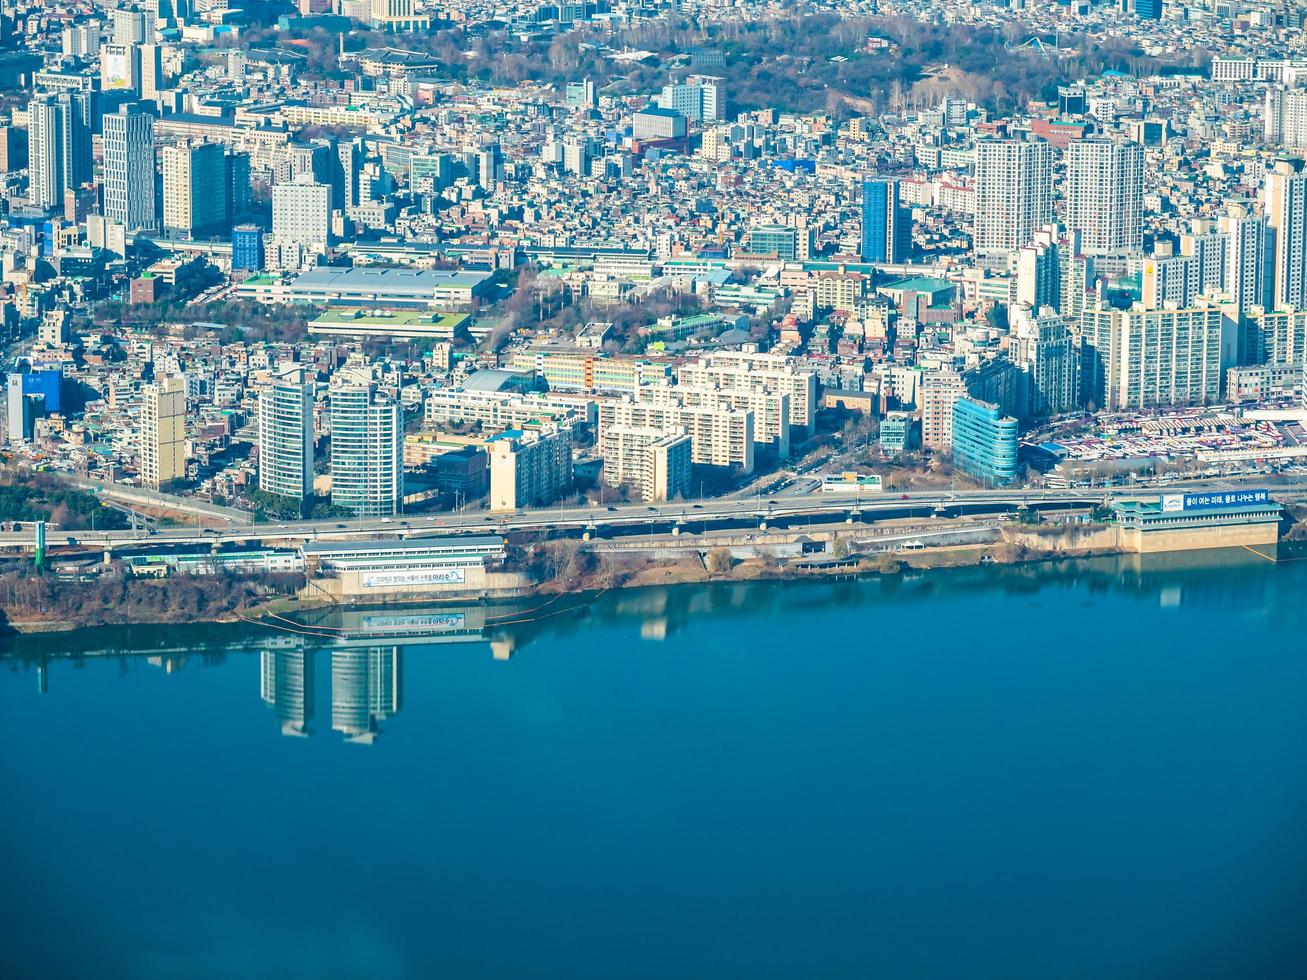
[4,554,1307,979]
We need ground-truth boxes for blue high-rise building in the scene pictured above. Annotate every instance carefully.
[232,224,265,272]
[23,368,62,413]
[951,397,1019,486]
[1135,0,1162,19]
[861,179,910,264]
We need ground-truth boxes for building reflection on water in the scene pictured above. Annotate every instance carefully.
[330,647,402,744]
[260,649,314,738]
[260,645,405,744]
[7,548,1301,741]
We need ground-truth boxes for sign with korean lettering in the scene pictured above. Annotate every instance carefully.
[1180,490,1270,511]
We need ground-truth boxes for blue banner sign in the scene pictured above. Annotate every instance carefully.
[1178,489,1270,511]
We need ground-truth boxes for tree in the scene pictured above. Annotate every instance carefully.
[706,547,732,575]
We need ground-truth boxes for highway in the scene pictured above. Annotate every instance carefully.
[2,474,1304,554]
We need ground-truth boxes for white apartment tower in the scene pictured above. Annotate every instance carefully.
[1266,168,1307,312]
[272,176,331,249]
[258,369,315,501]
[973,139,1054,255]
[1064,139,1144,256]
[329,379,403,517]
[1264,87,1307,150]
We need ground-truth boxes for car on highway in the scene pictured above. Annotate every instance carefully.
[607,506,618,512]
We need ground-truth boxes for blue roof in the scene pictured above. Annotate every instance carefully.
[636,106,685,119]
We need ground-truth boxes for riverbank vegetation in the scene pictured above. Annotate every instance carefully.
[0,570,304,630]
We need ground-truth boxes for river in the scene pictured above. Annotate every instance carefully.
[3,551,1307,979]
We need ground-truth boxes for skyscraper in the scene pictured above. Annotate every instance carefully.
[861,179,910,264]
[271,176,331,248]
[1221,209,1275,363]
[139,43,164,101]
[1263,87,1307,150]
[973,139,1054,255]
[1010,305,1078,416]
[103,105,157,231]
[141,376,186,489]
[1266,168,1307,312]
[163,142,228,237]
[27,93,90,211]
[26,95,66,210]
[1065,139,1144,255]
[329,376,403,517]
[258,369,315,501]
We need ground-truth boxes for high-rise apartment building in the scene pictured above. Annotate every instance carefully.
[921,370,967,451]
[1266,168,1307,312]
[1264,87,1307,150]
[1015,226,1061,310]
[163,142,229,237]
[27,93,90,211]
[1221,209,1275,362]
[329,379,403,517]
[62,21,100,59]
[103,105,157,231]
[1080,304,1229,410]
[597,399,754,473]
[1064,139,1144,255]
[973,139,1054,255]
[141,376,187,489]
[676,351,818,435]
[258,369,315,501]
[1010,305,1079,416]
[861,179,911,264]
[600,426,693,502]
[488,425,574,512]
[271,176,331,248]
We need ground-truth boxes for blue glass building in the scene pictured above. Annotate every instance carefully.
[23,368,62,413]
[232,224,265,272]
[951,397,1019,486]
[1135,0,1162,18]
[861,179,910,264]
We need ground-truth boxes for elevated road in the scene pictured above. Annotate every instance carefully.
[2,475,1303,555]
